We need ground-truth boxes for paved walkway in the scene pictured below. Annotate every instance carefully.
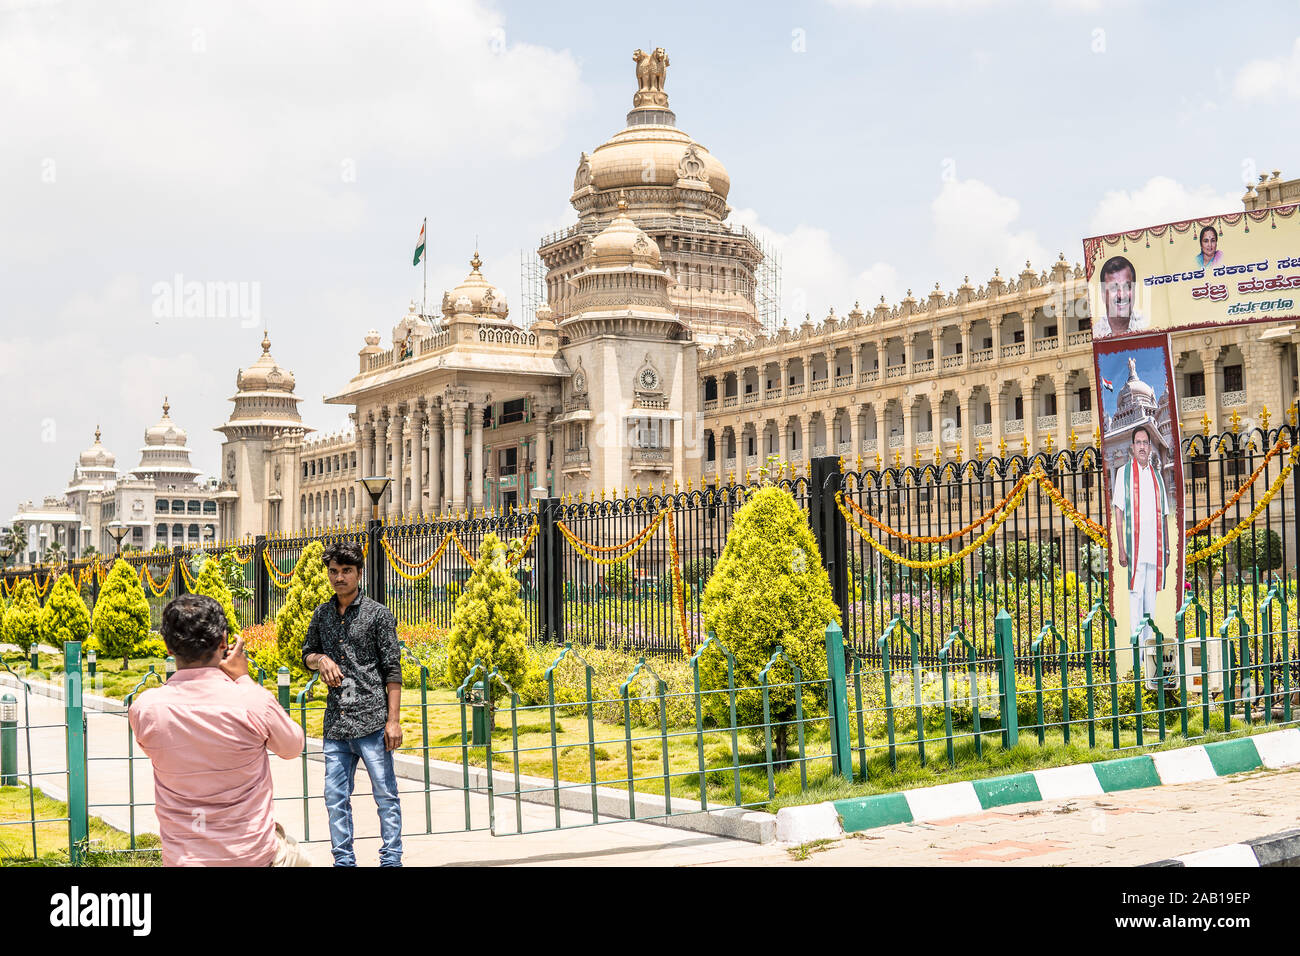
[10,690,785,867]
[768,766,1300,866]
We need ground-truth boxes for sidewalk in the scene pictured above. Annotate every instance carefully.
[761,766,1300,866]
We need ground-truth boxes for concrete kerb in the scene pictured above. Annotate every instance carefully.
[0,672,778,844]
[770,731,1300,845]
[1147,829,1300,867]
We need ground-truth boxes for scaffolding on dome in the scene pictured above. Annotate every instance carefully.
[519,248,547,331]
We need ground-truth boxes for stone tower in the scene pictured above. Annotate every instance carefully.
[539,46,763,348]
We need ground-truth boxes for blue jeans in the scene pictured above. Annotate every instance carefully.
[323,730,403,867]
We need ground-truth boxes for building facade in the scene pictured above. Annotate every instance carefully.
[10,49,1300,558]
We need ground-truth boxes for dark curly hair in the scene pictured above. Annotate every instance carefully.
[322,540,365,570]
[160,594,228,664]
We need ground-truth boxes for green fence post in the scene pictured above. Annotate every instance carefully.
[64,641,88,864]
[0,694,16,786]
[994,609,1019,749]
[277,667,291,712]
[824,621,852,781]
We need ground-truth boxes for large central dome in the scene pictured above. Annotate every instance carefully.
[571,47,731,223]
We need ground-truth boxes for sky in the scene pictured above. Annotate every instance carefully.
[4,0,1300,516]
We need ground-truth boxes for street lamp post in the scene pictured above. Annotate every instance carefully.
[106,522,128,557]
[358,476,391,601]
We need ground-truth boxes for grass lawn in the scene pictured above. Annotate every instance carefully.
[0,786,161,866]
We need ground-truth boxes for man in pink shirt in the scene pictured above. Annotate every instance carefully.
[129,594,307,866]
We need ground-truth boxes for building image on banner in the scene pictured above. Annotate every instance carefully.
[1084,201,1300,692]
[1094,338,1183,688]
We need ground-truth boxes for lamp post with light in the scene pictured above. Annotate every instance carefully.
[359,476,391,601]
[106,522,128,557]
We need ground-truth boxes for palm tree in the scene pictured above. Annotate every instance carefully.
[8,525,27,566]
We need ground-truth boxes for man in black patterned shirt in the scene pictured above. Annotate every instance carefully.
[302,540,403,866]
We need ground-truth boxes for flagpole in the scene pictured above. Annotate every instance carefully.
[421,217,428,318]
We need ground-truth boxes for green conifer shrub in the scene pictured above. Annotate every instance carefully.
[192,554,241,637]
[41,574,92,649]
[445,533,530,707]
[92,560,152,669]
[699,485,838,762]
[275,541,333,679]
[3,579,43,655]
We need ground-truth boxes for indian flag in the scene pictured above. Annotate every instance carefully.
[413,219,426,267]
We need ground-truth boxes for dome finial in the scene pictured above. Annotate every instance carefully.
[94,424,101,443]
[617,190,629,214]
[261,330,271,354]
[471,250,482,272]
[163,396,170,416]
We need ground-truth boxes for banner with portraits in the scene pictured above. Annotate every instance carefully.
[1082,202,1300,689]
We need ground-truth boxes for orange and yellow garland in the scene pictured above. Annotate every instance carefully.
[556,507,691,654]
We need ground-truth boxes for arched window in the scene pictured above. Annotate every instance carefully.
[172,523,183,540]
[188,524,200,541]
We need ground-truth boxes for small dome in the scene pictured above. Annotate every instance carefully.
[236,331,297,393]
[144,397,188,447]
[78,425,116,469]
[585,198,662,269]
[443,252,509,319]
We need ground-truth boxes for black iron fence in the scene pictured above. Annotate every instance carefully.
[2,427,1295,672]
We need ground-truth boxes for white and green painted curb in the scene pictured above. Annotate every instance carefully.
[774,729,1300,843]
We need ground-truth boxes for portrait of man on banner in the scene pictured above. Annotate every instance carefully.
[1096,340,1183,689]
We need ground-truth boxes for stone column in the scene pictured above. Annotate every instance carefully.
[442,404,454,513]
[1201,347,1220,434]
[848,405,862,464]
[802,417,815,463]
[411,403,425,516]
[359,419,372,483]
[1053,371,1071,451]
[427,404,443,514]
[374,407,390,518]
[532,403,550,501]
[389,406,406,516]
[470,402,484,511]
[1021,379,1037,457]
[961,320,973,368]
[451,401,467,512]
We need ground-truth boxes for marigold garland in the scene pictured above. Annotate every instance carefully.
[556,507,691,651]
[837,482,1033,570]
[139,562,175,597]
[1187,437,1289,536]
[262,549,295,589]
[380,533,456,581]
[1188,446,1299,565]
[839,473,1031,544]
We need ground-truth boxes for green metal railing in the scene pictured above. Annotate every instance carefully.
[0,596,1296,862]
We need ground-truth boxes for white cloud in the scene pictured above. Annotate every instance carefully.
[0,1,584,515]
[1088,176,1240,235]
[0,1,585,261]
[1234,37,1300,100]
[930,178,1049,281]
[730,209,904,325]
